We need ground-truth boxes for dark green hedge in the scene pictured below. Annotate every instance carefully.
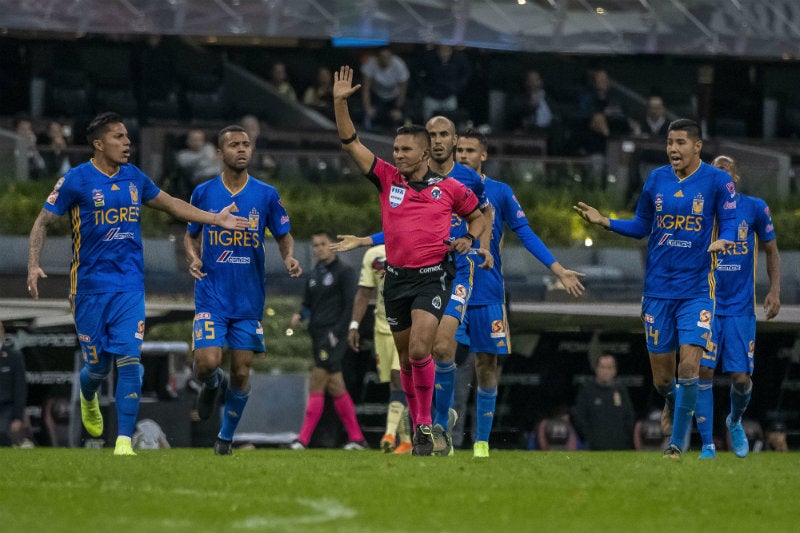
[2,178,798,249]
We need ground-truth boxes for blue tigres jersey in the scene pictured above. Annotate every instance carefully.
[42,160,160,295]
[448,162,488,241]
[469,177,525,304]
[714,194,775,316]
[626,162,738,299]
[187,176,291,319]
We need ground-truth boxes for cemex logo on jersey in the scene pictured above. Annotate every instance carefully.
[103,227,134,241]
[657,233,692,248]
[216,250,251,264]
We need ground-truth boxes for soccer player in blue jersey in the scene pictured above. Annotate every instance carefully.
[424,116,494,455]
[574,118,738,459]
[694,155,781,459]
[185,125,302,455]
[454,129,585,457]
[26,112,248,456]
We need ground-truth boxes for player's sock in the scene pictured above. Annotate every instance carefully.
[115,360,143,438]
[79,356,111,398]
[668,376,698,450]
[398,405,412,444]
[400,368,418,428]
[297,391,325,445]
[433,360,457,428]
[410,355,434,426]
[333,391,365,442]
[695,379,714,447]
[474,386,497,443]
[729,379,752,424]
[218,385,249,442]
[656,379,676,408]
[197,364,223,390]
[385,398,405,438]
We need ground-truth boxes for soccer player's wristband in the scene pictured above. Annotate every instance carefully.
[463,233,476,243]
[340,132,358,145]
[349,320,360,330]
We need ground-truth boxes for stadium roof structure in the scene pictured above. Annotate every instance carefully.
[2,0,800,59]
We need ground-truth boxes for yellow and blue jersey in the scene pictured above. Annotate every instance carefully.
[610,161,738,299]
[187,176,291,320]
[43,161,160,295]
[714,194,775,316]
[449,161,489,241]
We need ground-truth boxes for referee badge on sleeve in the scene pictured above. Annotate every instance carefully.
[390,185,406,207]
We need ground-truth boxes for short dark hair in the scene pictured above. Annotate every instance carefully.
[395,124,430,147]
[86,112,124,144]
[218,125,247,148]
[668,118,701,140]
[458,128,488,150]
[311,229,335,242]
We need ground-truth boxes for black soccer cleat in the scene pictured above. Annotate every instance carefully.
[412,424,435,456]
[214,438,233,455]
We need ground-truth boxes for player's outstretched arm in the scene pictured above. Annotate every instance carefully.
[573,202,610,228]
[334,65,376,174]
[330,234,374,253]
[27,209,59,300]
[148,192,248,230]
[763,239,781,320]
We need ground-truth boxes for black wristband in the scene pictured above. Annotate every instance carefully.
[340,132,358,145]
[463,233,476,243]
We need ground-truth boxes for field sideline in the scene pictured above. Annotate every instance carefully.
[1,448,797,533]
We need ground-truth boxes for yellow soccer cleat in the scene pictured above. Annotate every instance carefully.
[473,441,489,458]
[113,436,137,456]
[80,391,104,437]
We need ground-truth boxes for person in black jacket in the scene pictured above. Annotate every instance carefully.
[290,230,367,449]
[572,354,635,450]
[0,322,28,447]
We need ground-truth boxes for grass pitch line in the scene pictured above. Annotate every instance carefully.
[232,498,356,529]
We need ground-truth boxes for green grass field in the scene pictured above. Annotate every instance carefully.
[1,448,797,533]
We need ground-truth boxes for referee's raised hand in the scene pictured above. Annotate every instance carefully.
[333,65,361,101]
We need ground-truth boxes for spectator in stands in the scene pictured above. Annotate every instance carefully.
[38,120,73,178]
[13,116,46,180]
[534,405,580,451]
[572,354,635,450]
[507,69,555,133]
[418,44,472,121]
[240,114,277,179]
[303,66,334,119]
[574,68,634,185]
[268,62,297,102]
[360,47,410,131]
[133,35,179,124]
[175,129,221,188]
[640,95,669,137]
[0,322,28,447]
[766,421,789,452]
[633,408,668,451]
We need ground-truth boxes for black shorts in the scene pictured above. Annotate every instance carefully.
[311,329,347,372]
[383,261,453,332]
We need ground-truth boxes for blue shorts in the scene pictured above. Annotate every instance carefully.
[192,311,265,352]
[444,253,474,322]
[455,304,511,355]
[641,296,713,354]
[701,314,755,374]
[74,291,145,359]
